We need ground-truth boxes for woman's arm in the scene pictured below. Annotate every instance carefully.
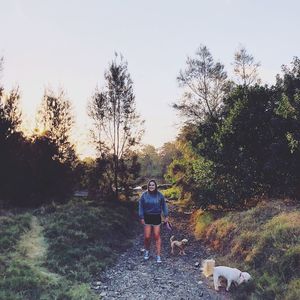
[138,194,145,224]
[161,194,168,220]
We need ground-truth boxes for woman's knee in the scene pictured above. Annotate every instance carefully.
[144,235,151,241]
[154,233,161,241]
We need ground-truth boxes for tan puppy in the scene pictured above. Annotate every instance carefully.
[202,259,251,291]
[170,235,188,255]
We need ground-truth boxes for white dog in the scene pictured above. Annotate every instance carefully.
[202,259,251,291]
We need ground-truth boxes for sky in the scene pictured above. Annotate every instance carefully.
[1,0,299,158]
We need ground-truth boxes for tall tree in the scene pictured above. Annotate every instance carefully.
[0,63,27,206]
[233,46,261,87]
[37,88,77,165]
[174,45,230,123]
[88,54,144,198]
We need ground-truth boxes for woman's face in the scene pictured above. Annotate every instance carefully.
[148,181,156,192]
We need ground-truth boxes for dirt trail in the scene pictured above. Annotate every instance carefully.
[93,202,230,300]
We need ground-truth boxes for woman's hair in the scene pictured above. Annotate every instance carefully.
[147,179,158,193]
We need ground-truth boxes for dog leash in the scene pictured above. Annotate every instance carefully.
[164,220,172,231]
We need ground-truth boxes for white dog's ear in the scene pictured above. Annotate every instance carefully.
[240,272,251,283]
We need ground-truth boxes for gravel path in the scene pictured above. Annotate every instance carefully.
[93,203,230,300]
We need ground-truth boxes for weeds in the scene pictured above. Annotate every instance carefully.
[195,200,300,299]
[42,199,138,281]
[1,198,138,299]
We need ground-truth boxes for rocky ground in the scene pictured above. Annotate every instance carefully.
[92,202,230,300]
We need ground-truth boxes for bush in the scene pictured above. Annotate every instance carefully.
[162,186,180,200]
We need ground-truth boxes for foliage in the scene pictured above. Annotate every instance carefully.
[171,55,300,209]
[137,142,182,183]
[88,54,144,198]
[138,144,162,180]
[233,46,261,87]
[161,186,181,200]
[195,200,300,299]
[174,44,231,122]
[285,279,300,300]
[37,88,77,165]
[0,79,77,207]
[41,199,138,281]
[0,212,98,300]
[0,213,31,254]
[192,210,214,239]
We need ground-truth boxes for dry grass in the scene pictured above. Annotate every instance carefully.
[193,198,300,299]
[191,209,214,240]
[17,216,46,261]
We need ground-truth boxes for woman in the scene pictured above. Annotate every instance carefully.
[138,179,168,263]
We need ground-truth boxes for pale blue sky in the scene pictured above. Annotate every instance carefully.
[1,0,299,157]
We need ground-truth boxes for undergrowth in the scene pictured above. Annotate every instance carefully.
[192,199,300,299]
[0,198,138,299]
[41,199,138,281]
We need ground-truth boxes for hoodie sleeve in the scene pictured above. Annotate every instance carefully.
[160,194,168,217]
[138,193,145,219]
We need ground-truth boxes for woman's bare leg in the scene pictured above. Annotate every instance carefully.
[153,225,161,256]
[144,225,152,250]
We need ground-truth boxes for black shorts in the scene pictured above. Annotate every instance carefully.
[144,214,161,226]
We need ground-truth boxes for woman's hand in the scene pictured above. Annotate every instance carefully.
[140,218,145,225]
[164,217,169,223]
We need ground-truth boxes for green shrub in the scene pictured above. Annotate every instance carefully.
[162,186,180,200]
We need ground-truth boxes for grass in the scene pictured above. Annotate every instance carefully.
[0,213,32,254]
[0,198,139,300]
[191,210,214,239]
[41,199,138,282]
[192,199,300,299]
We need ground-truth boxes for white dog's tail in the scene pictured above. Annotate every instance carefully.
[202,259,215,277]
[170,235,175,243]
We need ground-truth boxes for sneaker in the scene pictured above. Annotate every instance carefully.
[144,250,150,260]
[156,255,162,263]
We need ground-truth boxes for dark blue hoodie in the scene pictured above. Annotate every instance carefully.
[138,191,168,219]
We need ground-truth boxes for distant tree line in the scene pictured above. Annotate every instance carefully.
[137,143,181,182]
[168,46,300,208]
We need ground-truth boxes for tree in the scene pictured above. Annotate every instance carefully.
[37,87,77,165]
[88,54,144,198]
[233,46,261,87]
[138,145,162,180]
[0,77,25,206]
[159,141,182,176]
[174,45,230,123]
[36,88,77,201]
